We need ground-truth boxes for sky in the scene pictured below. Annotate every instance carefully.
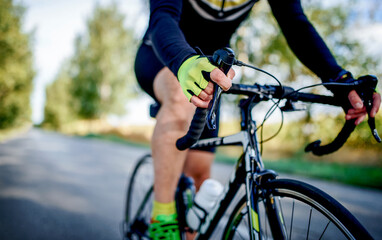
[20,0,382,125]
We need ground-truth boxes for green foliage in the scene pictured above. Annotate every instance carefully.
[42,63,76,130]
[70,3,137,119]
[230,0,381,155]
[277,112,382,152]
[0,0,34,129]
[232,0,379,84]
[232,1,303,84]
[262,158,382,189]
[43,3,138,128]
[230,0,382,84]
[347,113,382,150]
[302,1,379,77]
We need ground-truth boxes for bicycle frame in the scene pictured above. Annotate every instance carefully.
[125,81,373,239]
[175,79,369,239]
[191,94,280,239]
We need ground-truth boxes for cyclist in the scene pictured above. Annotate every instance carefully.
[134,0,381,239]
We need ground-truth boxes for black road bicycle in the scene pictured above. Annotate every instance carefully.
[123,48,379,239]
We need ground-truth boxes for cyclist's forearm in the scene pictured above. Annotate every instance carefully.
[268,0,343,81]
[149,0,196,75]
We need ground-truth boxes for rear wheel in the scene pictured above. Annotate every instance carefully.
[124,154,154,239]
[223,178,372,240]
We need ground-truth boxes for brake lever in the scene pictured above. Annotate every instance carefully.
[368,117,381,142]
[305,75,380,156]
[356,75,381,143]
[207,86,223,130]
[206,48,236,130]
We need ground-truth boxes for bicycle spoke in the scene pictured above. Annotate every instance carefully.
[259,203,268,238]
[132,186,153,222]
[306,207,312,240]
[289,200,295,240]
[279,197,285,236]
[318,220,331,240]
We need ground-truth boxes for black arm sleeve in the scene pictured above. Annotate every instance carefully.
[148,0,196,75]
[268,0,344,81]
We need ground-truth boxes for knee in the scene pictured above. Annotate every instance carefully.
[153,100,195,144]
[162,93,195,125]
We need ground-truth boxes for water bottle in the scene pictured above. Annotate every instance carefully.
[186,179,223,231]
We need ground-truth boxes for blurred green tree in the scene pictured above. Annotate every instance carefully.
[232,0,379,84]
[42,63,75,130]
[43,3,137,127]
[232,0,379,85]
[230,0,381,149]
[71,3,137,119]
[0,0,34,129]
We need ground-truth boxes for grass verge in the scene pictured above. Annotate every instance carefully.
[83,133,150,149]
[216,153,382,189]
[0,123,32,142]
[81,133,382,189]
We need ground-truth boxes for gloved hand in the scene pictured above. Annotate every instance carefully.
[177,55,216,101]
[326,71,356,111]
[327,71,381,125]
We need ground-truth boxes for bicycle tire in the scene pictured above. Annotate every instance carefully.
[223,178,372,240]
[123,154,154,240]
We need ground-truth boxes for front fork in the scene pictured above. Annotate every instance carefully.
[245,170,287,240]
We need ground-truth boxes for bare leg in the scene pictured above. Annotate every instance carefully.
[184,150,214,191]
[152,66,214,202]
[152,68,214,240]
[152,67,195,202]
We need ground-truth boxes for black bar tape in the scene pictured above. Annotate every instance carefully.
[291,92,340,106]
[305,119,356,156]
[176,108,208,151]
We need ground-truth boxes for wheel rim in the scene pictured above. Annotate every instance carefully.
[225,189,359,240]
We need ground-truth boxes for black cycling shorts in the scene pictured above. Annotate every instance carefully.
[134,42,220,153]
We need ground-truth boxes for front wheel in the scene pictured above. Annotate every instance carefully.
[223,178,372,240]
[123,154,154,239]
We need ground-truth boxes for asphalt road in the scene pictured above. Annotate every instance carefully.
[0,129,381,239]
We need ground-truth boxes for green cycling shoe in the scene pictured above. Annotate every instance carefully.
[149,213,181,240]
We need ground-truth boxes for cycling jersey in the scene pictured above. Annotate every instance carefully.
[142,0,343,81]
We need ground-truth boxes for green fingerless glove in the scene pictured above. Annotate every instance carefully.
[177,55,216,101]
